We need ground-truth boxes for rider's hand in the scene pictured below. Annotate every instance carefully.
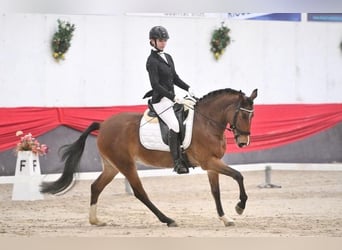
[174,96,184,104]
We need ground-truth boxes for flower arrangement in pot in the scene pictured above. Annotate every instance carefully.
[15,131,48,156]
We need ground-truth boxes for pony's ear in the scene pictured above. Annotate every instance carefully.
[250,89,258,101]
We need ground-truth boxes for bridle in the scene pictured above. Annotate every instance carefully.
[229,101,254,138]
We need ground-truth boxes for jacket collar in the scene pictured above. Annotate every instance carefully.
[151,49,169,65]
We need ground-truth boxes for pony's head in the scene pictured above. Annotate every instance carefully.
[230,89,258,148]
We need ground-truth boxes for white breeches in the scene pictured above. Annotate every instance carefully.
[152,97,179,133]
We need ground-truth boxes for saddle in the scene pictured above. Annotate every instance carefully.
[139,97,196,165]
[146,99,188,145]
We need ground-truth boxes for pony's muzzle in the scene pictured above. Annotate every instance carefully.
[235,135,250,148]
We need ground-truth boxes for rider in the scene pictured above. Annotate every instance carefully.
[145,26,196,174]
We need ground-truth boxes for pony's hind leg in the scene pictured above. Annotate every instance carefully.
[89,158,119,226]
[123,165,177,227]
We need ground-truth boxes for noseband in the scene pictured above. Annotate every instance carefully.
[230,101,254,137]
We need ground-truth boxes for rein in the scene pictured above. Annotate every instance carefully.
[184,99,254,136]
[141,94,254,137]
[184,103,233,133]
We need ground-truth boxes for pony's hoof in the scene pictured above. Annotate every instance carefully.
[89,219,107,227]
[225,221,235,227]
[219,216,235,227]
[235,204,244,215]
[167,221,178,227]
[95,222,107,227]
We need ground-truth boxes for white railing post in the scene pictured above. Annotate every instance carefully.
[258,165,281,188]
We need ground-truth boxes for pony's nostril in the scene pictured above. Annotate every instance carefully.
[238,143,247,148]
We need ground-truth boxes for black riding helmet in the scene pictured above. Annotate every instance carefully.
[149,26,170,40]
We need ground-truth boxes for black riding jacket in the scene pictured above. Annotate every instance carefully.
[146,50,189,104]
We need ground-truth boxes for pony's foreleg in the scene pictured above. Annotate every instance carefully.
[124,168,178,227]
[207,159,248,216]
[89,159,119,226]
[207,170,235,227]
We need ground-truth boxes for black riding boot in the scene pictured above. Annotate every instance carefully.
[168,130,189,174]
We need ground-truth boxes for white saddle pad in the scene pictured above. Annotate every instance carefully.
[139,105,195,152]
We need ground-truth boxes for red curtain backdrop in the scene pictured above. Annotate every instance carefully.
[1,104,341,153]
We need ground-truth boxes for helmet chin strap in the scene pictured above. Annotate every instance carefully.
[151,39,163,52]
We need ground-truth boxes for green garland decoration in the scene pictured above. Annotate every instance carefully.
[52,19,75,61]
[210,22,231,60]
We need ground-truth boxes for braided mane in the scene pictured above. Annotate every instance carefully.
[197,88,244,105]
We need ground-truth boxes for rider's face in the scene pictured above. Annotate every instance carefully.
[152,39,167,51]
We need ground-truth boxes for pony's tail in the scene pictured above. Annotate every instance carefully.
[40,122,100,195]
